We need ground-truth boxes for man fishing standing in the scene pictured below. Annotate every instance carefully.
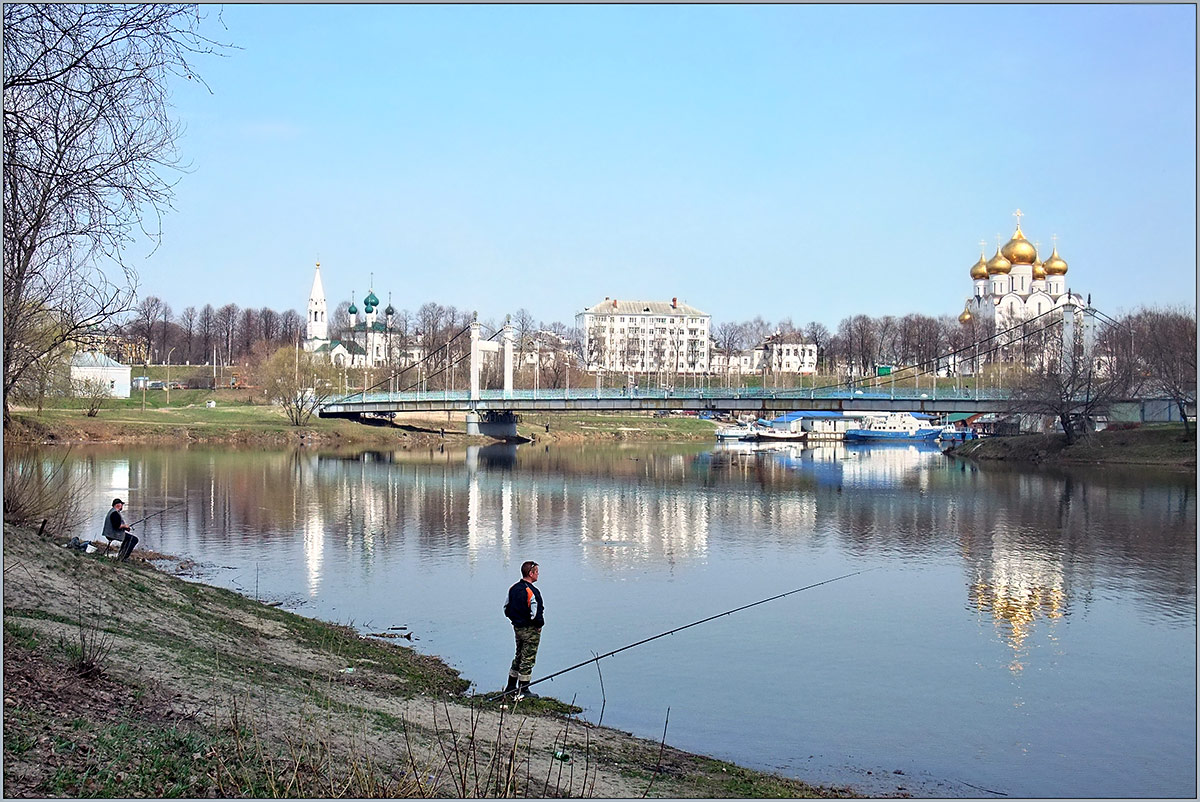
[503,561,544,699]
[102,498,138,562]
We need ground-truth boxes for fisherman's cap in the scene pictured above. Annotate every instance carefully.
[112,498,124,506]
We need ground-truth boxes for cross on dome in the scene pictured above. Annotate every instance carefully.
[1012,208,1024,228]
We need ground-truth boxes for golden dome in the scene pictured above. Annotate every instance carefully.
[986,247,1012,275]
[1043,246,1068,276]
[970,252,988,280]
[1041,247,1070,276]
[959,308,972,324]
[1000,226,1038,265]
[1032,260,1046,281]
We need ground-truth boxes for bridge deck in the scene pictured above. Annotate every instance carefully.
[319,387,1012,417]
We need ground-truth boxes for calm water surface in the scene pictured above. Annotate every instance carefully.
[42,440,1197,798]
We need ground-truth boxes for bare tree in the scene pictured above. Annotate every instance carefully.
[197,303,215,363]
[71,376,112,417]
[741,316,771,349]
[129,296,168,362]
[839,314,878,377]
[279,309,304,345]
[511,307,536,378]
[214,303,238,364]
[1007,313,1127,444]
[156,300,173,359]
[804,321,831,371]
[260,345,338,426]
[236,307,258,359]
[259,307,280,346]
[330,300,352,335]
[178,305,197,363]
[2,4,229,421]
[1130,306,1197,435]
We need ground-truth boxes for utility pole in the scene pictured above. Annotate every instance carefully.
[165,347,175,405]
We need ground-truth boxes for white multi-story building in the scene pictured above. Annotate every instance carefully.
[577,297,711,376]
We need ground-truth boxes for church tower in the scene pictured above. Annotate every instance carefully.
[306,261,328,343]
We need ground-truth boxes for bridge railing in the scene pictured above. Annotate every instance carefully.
[326,385,1009,407]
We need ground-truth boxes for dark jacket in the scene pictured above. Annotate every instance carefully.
[505,579,544,628]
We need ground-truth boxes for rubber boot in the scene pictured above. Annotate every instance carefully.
[518,681,539,699]
[504,675,518,695]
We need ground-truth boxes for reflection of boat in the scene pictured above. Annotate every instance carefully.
[843,413,940,441]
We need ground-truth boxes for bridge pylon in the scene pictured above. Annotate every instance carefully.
[467,315,517,436]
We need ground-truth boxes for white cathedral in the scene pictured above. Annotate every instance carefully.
[959,211,1084,335]
[302,262,408,368]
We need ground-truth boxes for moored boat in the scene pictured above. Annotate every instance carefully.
[715,425,753,441]
[844,413,941,441]
[744,427,808,443]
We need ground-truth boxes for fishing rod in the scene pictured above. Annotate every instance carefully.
[489,566,877,701]
[125,501,186,528]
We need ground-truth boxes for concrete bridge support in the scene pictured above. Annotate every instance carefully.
[1061,302,1076,373]
[467,316,515,435]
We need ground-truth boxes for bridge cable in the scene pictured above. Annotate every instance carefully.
[329,321,474,404]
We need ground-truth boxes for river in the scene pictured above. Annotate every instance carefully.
[30,439,1197,798]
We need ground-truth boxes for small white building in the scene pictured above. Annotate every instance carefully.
[70,351,131,398]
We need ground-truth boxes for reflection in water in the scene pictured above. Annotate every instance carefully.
[43,442,1196,632]
[17,439,1195,798]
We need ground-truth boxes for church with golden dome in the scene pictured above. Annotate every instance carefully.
[959,210,1084,335]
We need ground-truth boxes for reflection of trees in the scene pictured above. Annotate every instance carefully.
[53,444,1195,622]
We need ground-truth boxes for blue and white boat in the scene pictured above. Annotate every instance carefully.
[843,412,942,442]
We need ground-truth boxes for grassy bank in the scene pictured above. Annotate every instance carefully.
[2,524,854,798]
[6,398,719,449]
[947,423,1196,467]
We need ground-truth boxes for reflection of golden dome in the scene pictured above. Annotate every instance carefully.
[1001,226,1038,265]
[1032,260,1047,281]
[1043,247,1068,275]
[959,307,972,324]
[986,247,1012,275]
[969,252,988,280]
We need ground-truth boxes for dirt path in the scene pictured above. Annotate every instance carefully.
[2,524,857,798]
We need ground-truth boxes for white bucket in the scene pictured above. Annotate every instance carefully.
[85,543,98,554]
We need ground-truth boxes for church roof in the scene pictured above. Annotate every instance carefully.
[315,339,367,356]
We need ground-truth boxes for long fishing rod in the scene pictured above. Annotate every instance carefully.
[126,501,186,528]
[489,566,877,701]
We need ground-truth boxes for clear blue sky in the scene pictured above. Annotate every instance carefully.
[134,3,1196,328]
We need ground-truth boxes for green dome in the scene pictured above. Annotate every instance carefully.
[364,290,380,307]
[385,304,395,316]
[348,303,358,315]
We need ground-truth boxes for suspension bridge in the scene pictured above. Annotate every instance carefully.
[318,302,1139,437]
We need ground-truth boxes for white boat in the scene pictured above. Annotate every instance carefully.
[715,425,753,441]
[843,413,941,442]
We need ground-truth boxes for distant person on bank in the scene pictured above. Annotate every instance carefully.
[504,561,544,699]
[102,498,137,562]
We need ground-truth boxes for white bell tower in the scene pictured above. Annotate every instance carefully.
[307,261,328,342]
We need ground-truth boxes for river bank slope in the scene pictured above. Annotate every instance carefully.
[5,404,717,449]
[2,524,857,798]
[945,423,1195,468]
